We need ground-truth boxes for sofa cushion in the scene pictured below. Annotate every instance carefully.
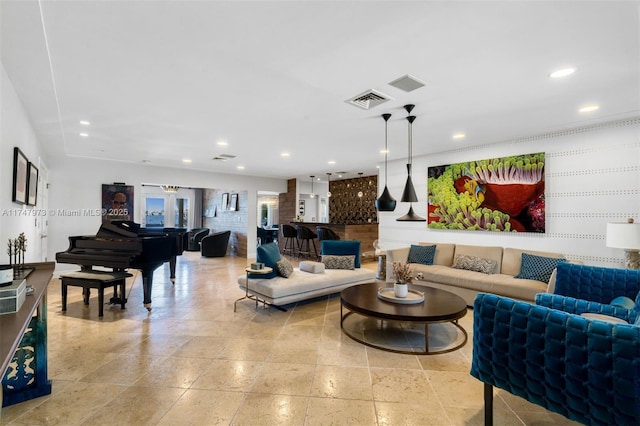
[502,247,566,276]
[515,252,566,283]
[322,255,355,270]
[250,242,280,279]
[276,258,294,278]
[408,244,436,265]
[299,261,325,274]
[454,245,502,273]
[452,254,497,274]
[322,240,361,268]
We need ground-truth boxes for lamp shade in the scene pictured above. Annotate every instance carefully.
[375,186,396,211]
[606,220,640,250]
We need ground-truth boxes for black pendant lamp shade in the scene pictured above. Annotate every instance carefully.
[397,104,425,222]
[375,113,397,212]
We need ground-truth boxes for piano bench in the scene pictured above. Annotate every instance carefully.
[60,270,132,317]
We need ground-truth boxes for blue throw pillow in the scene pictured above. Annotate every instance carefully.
[407,245,436,265]
[321,240,361,268]
[515,253,566,284]
[250,242,280,279]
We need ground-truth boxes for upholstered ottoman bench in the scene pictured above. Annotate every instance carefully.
[60,270,132,317]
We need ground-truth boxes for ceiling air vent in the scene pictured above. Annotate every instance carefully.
[212,154,236,161]
[388,74,425,92]
[345,89,393,110]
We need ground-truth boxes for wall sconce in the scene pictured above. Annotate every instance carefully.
[606,218,640,269]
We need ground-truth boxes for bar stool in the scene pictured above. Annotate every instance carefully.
[296,225,318,260]
[281,224,298,257]
[316,226,340,242]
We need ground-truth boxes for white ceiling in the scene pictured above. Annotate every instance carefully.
[2,1,638,182]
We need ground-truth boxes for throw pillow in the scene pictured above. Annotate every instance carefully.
[321,240,361,268]
[611,296,636,310]
[299,261,325,274]
[515,253,566,283]
[276,258,293,278]
[322,255,355,270]
[407,244,436,265]
[250,242,281,279]
[452,254,497,274]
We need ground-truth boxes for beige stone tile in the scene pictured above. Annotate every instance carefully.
[426,370,485,407]
[78,354,167,385]
[10,382,125,425]
[370,368,436,404]
[191,359,263,392]
[310,365,373,400]
[418,349,471,372]
[375,401,451,425]
[278,324,324,342]
[156,389,245,425]
[286,310,327,327]
[0,380,74,423]
[267,338,318,364]
[236,321,283,339]
[444,403,524,426]
[316,340,368,367]
[305,397,377,426]
[171,336,230,359]
[251,362,316,396]
[82,386,185,425]
[366,348,423,369]
[231,393,308,426]
[47,350,120,381]
[134,356,213,388]
[219,338,274,361]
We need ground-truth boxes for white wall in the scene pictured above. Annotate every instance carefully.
[47,156,287,263]
[0,64,48,264]
[378,118,640,268]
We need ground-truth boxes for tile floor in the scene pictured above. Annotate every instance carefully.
[1,251,579,425]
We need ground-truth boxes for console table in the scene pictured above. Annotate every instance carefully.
[1,262,54,408]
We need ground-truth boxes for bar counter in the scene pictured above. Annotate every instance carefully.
[291,222,378,255]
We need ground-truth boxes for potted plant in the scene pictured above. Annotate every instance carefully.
[392,261,413,298]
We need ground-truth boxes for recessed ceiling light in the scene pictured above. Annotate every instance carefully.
[452,132,466,140]
[549,67,576,78]
[280,152,290,158]
[579,104,600,113]
[79,120,90,126]
[328,160,336,165]
[237,165,245,170]
[182,158,192,163]
[380,149,389,154]
[79,132,89,137]
[217,141,228,146]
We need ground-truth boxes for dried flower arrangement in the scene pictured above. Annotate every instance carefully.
[392,261,413,284]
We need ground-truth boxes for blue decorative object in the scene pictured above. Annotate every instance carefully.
[514,252,565,283]
[250,242,280,279]
[321,240,361,268]
[471,292,640,426]
[407,244,435,265]
[611,295,636,310]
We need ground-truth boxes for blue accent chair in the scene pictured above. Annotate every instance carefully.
[471,263,640,426]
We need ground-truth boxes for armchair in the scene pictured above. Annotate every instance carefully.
[471,264,640,426]
[200,230,231,257]
[186,228,209,251]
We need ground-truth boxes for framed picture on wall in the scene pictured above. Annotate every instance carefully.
[27,162,39,206]
[221,193,229,211]
[229,193,238,211]
[12,147,28,204]
[102,183,134,223]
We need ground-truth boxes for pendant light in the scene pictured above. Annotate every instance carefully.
[326,173,332,197]
[309,176,315,198]
[375,113,397,211]
[397,104,425,222]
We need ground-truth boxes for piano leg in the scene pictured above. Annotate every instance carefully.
[169,256,177,284]
[141,271,153,311]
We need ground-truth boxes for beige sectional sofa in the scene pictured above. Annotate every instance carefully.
[386,243,566,305]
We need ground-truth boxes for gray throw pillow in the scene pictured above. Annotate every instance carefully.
[452,254,496,274]
[276,258,294,278]
[322,255,355,270]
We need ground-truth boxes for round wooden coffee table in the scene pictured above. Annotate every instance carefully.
[340,283,468,355]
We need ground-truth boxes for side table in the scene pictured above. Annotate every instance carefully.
[234,267,285,312]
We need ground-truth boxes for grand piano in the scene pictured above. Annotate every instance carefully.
[56,221,187,311]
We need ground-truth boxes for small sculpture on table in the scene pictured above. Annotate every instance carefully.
[7,233,27,278]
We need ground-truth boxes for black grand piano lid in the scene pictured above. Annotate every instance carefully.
[98,220,140,238]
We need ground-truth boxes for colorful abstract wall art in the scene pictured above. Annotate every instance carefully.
[427,153,545,232]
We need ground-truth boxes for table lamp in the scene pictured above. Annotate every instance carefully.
[606,218,640,269]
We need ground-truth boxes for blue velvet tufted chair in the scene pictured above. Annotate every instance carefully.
[471,287,640,425]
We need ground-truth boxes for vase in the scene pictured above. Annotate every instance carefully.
[394,282,408,298]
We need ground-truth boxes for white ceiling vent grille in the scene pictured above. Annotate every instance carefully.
[212,154,236,161]
[388,74,425,92]
[346,89,393,110]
